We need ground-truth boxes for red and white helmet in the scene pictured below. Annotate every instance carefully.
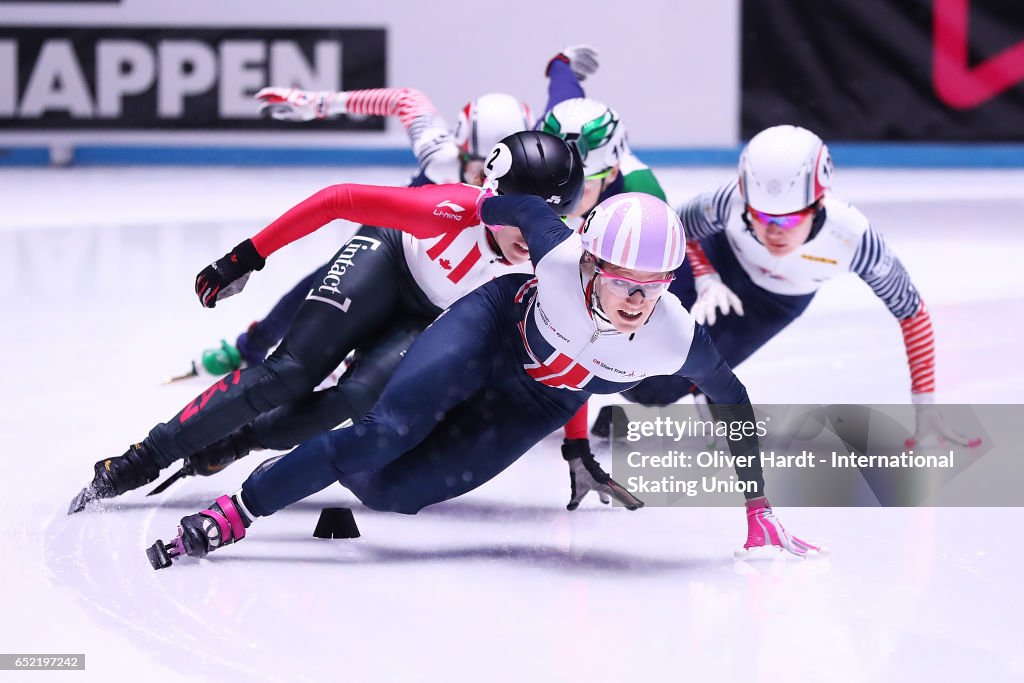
[739,125,834,214]
[453,93,533,159]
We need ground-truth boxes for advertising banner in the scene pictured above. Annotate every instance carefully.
[741,0,1024,141]
[0,27,386,130]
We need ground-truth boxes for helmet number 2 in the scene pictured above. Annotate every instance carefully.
[486,147,501,172]
[484,142,512,179]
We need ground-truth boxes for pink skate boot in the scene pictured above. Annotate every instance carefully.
[146,493,253,570]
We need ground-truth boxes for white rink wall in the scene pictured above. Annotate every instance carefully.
[0,0,740,149]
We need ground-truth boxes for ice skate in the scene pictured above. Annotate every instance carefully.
[589,405,629,439]
[733,497,825,560]
[68,443,160,514]
[147,493,252,570]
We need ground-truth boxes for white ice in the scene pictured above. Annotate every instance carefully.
[2,165,1023,682]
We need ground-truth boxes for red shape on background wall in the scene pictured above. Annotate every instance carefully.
[933,0,1024,109]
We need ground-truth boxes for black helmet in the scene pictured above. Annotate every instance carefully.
[483,130,585,215]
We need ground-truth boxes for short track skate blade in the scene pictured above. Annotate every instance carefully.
[733,544,827,561]
[147,469,187,496]
[67,485,98,515]
[162,362,199,385]
[146,540,174,570]
[734,546,785,561]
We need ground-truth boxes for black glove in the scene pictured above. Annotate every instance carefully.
[562,438,644,511]
[195,239,265,308]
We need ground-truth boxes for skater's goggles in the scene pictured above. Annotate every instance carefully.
[594,264,674,298]
[747,205,816,229]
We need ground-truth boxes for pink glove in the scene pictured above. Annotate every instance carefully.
[734,498,824,559]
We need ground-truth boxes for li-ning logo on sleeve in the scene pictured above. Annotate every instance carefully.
[434,200,466,221]
[305,234,382,312]
[546,195,561,204]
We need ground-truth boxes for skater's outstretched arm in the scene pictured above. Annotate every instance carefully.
[251,183,483,257]
[255,86,460,184]
[196,183,482,308]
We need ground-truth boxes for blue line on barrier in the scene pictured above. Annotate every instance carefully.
[1,144,1022,168]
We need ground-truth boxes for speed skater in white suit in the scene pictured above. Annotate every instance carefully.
[596,125,980,454]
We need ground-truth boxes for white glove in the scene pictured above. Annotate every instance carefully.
[690,274,744,326]
[254,87,345,121]
[905,393,982,448]
[550,45,600,81]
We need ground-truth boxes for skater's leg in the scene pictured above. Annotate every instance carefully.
[236,264,324,365]
[247,321,425,451]
[142,228,405,468]
[343,383,585,514]
[239,277,519,518]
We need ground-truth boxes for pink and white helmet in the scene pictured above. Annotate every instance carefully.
[580,193,686,272]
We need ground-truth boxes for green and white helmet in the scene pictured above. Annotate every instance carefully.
[540,97,626,178]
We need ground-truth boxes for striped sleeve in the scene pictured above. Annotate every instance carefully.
[849,226,921,320]
[344,88,454,171]
[899,301,936,394]
[849,226,934,394]
[686,240,716,277]
[678,180,738,241]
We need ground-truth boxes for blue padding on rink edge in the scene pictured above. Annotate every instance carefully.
[1,143,1022,167]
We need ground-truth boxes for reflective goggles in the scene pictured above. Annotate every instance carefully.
[594,265,674,298]
[747,205,816,229]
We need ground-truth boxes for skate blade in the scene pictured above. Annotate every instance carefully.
[162,368,199,384]
[67,486,99,515]
[147,469,187,496]
[734,543,828,561]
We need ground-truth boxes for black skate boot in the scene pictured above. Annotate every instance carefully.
[147,493,252,570]
[590,405,629,439]
[68,443,160,514]
[147,426,260,496]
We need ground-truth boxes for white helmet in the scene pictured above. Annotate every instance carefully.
[580,193,686,272]
[739,125,834,214]
[453,93,533,159]
[540,98,626,178]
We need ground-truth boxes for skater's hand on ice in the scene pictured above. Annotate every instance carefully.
[906,393,982,449]
[547,45,600,82]
[255,87,339,121]
[736,498,824,559]
[195,239,265,308]
[566,450,643,511]
[691,274,743,326]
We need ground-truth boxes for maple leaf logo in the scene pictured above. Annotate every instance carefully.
[439,258,452,270]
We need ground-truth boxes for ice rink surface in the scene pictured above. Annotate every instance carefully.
[2,165,1023,682]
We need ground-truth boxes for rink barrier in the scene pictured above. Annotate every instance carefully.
[2,143,1023,168]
